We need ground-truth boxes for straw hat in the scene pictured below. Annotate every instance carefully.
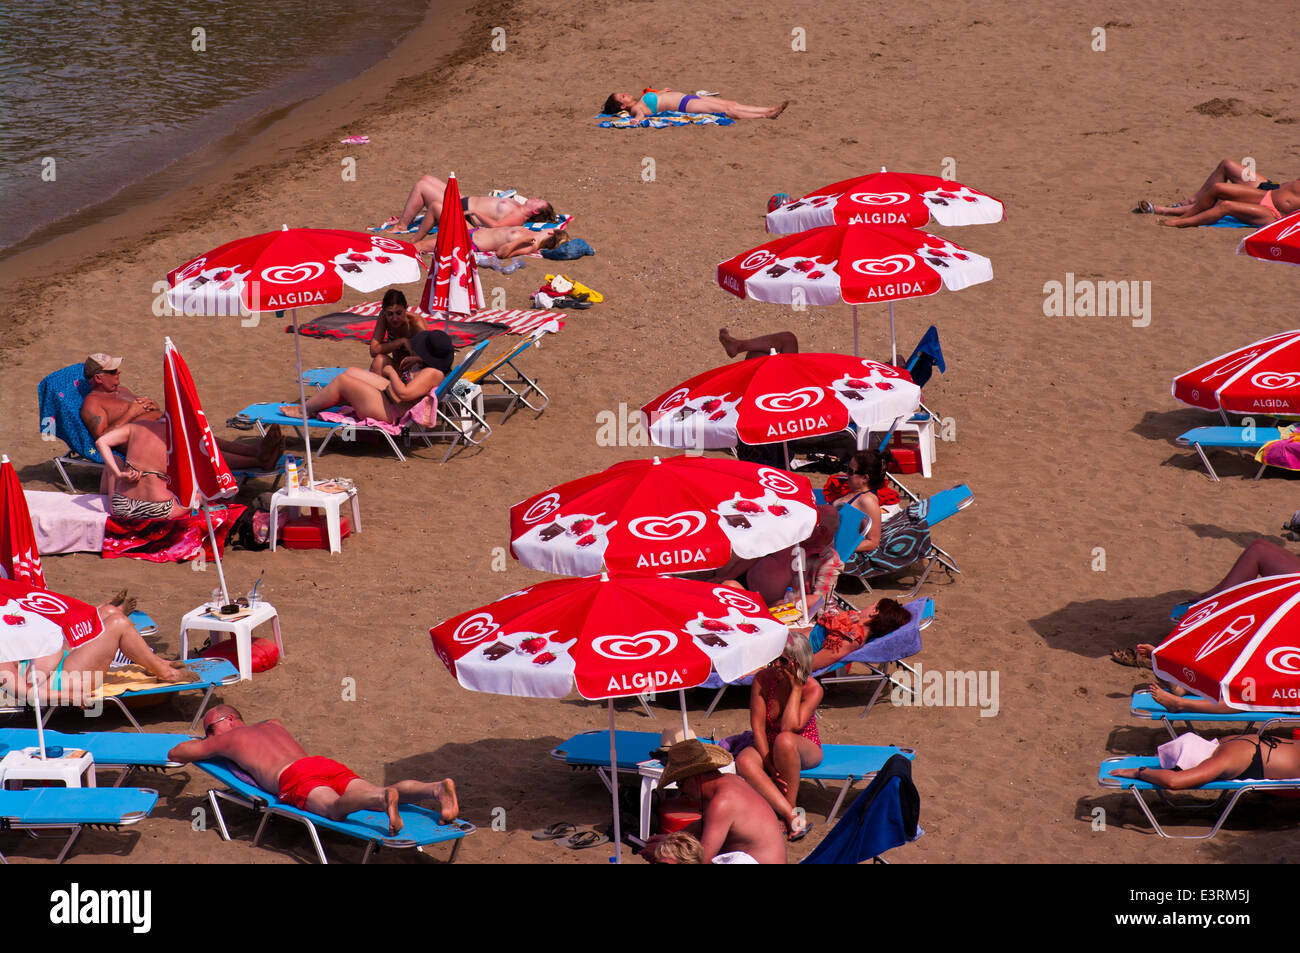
[657,739,733,789]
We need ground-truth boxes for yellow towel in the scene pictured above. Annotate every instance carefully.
[546,274,603,303]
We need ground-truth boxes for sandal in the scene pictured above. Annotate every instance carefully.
[787,819,814,843]
[1133,200,1155,214]
[1109,647,1152,669]
[565,830,609,850]
[532,822,580,841]
[226,415,255,431]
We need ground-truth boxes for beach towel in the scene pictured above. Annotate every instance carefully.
[36,365,105,462]
[1257,431,1300,471]
[597,110,734,129]
[296,304,565,343]
[801,754,921,864]
[103,505,244,563]
[844,498,932,577]
[23,490,108,554]
[318,392,437,436]
[291,312,507,346]
[1205,216,1256,228]
[369,212,574,235]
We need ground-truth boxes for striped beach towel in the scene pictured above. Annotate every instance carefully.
[341,302,565,337]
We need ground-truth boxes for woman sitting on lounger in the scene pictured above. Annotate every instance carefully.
[414,226,565,260]
[95,419,190,520]
[1109,730,1300,786]
[0,603,195,703]
[281,330,454,426]
[734,632,823,840]
[832,450,889,556]
[603,88,788,121]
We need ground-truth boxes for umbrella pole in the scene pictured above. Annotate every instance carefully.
[291,308,317,488]
[202,504,231,604]
[678,690,690,738]
[31,668,46,759]
[607,699,622,864]
[889,302,897,365]
[783,441,791,470]
[852,305,860,357]
[795,545,809,625]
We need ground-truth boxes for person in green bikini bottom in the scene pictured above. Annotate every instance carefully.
[603,87,788,121]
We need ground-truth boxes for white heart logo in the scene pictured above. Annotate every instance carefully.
[1251,372,1300,390]
[628,511,707,541]
[592,630,678,660]
[851,254,915,276]
[740,250,776,272]
[712,588,764,614]
[849,191,910,206]
[371,236,404,252]
[757,467,800,495]
[658,387,691,413]
[1265,646,1300,675]
[452,612,499,645]
[16,592,69,616]
[522,493,562,525]
[755,387,824,413]
[176,257,207,282]
[263,262,326,284]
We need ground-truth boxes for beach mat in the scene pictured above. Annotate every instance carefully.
[370,212,573,234]
[1204,215,1255,228]
[597,110,734,128]
[290,313,508,347]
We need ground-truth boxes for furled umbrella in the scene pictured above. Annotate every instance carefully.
[717,223,992,360]
[766,167,1005,234]
[1237,209,1300,267]
[1171,330,1300,421]
[418,172,484,320]
[0,455,46,588]
[163,337,239,603]
[165,227,424,487]
[510,455,818,577]
[1154,573,1300,712]
[0,578,103,758]
[430,574,787,861]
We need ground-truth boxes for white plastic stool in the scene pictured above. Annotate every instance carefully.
[0,748,96,788]
[859,415,936,478]
[268,483,362,554]
[180,601,284,682]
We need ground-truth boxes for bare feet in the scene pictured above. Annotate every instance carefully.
[147,659,199,683]
[769,101,789,119]
[384,787,403,836]
[436,778,458,823]
[719,327,743,358]
[1150,684,1183,712]
[277,404,305,419]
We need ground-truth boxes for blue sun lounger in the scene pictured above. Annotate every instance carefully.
[193,758,475,864]
[1175,425,1291,482]
[0,728,191,786]
[0,787,158,863]
[0,657,239,733]
[1098,755,1300,839]
[1130,689,1297,740]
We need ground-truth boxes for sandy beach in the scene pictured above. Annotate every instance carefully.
[1,0,1299,866]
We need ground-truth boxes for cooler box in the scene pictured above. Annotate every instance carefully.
[281,513,352,550]
[657,796,702,834]
[885,435,922,474]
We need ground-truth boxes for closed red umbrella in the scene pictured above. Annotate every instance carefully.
[1171,330,1300,418]
[1237,209,1300,267]
[1155,574,1300,712]
[717,224,991,359]
[419,172,484,317]
[510,455,817,576]
[766,168,1005,233]
[163,337,238,602]
[0,456,45,588]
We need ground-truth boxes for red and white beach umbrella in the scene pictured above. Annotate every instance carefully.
[165,227,424,487]
[766,168,1005,234]
[1171,330,1300,418]
[717,224,991,359]
[419,172,484,317]
[1237,209,1300,267]
[640,352,920,449]
[510,456,817,576]
[430,573,786,861]
[0,456,45,588]
[163,337,238,602]
[1154,574,1300,712]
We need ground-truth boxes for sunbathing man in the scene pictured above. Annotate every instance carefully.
[166,706,458,835]
[368,289,428,375]
[380,176,556,242]
[657,739,787,863]
[414,225,565,260]
[1108,729,1300,787]
[604,88,788,121]
[0,602,195,703]
[80,353,283,494]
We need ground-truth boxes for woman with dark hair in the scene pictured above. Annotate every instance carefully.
[811,597,912,672]
[603,88,787,121]
[282,330,453,426]
[368,289,428,375]
[833,450,887,555]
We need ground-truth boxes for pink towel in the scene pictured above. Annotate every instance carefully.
[318,394,438,435]
[1258,433,1300,472]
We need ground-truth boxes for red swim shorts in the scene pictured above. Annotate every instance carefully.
[277,756,361,809]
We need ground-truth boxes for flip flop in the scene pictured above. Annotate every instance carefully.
[1134,200,1155,214]
[787,819,814,843]
[565,830,609,849]
[532,822,580,841]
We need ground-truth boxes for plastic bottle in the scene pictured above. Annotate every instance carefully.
[285,456,300,493]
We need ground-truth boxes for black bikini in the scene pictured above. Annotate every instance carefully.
[1236,735,1283,780]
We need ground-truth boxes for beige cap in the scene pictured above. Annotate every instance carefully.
[84,354,123,378]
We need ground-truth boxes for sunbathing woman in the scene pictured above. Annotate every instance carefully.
[380,176,556,241]
[0,603,195,704]
[811,597,912,672]
[369,289,428,375]
[414,226,565,260]
[734,633,823,840]
[1108,730,1300,787]
[1144,175,1299,228]
[604,88,788,121]
[280,330,454,425]
[832,450,891,556]
[96,419,190,519]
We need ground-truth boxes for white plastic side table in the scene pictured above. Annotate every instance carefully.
[0,748,96,788]
[180,601,284,682]
[268,483,362,554]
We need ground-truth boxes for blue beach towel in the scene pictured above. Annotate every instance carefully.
[801,754,922,864]
[542,238,595,260]
[369,212,574,235]
[597,110,734,129]
[36,364,106,462]
[1204,215,1255,228]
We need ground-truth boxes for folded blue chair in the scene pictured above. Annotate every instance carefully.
[1175,425,1288,482]
[37,364,113,491]
[1130,689,1296,740]
[0,728,190,785]
[0,786,158,863]
[1098,755,1300,839]
[802,752,922,863]
[193,758,475,864]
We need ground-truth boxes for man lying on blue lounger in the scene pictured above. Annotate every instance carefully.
[167,706,457,836]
